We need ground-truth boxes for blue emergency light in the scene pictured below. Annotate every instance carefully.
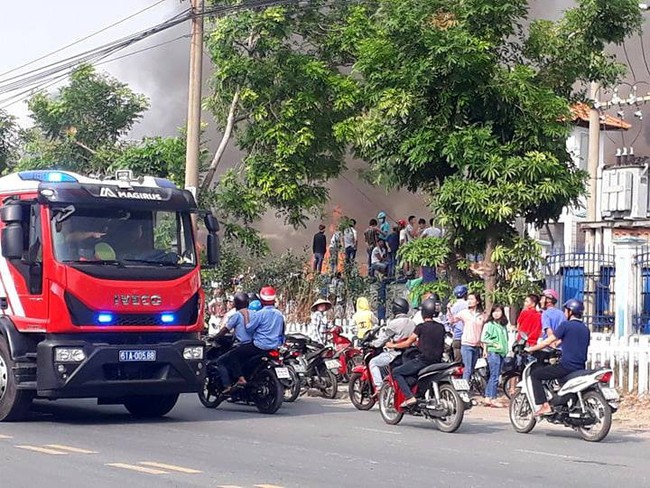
[18,171,78,183]
[160,313,175,324]
[96,313,114,324]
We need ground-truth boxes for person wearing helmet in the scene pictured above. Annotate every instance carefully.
[386,299,446,408]
[368,298,416,396]
[248,300,262,311]
[213,292,253,390]
[526,298,590,416]
[541,288,564,343]
[377,211,390,240]
[223,286,286,386]
[446,285,469,362]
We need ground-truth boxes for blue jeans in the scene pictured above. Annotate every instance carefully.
[486,352,504,399]
[313,253,324,274]
[461,345,480,380]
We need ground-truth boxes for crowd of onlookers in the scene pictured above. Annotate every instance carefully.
[311,211,443,278]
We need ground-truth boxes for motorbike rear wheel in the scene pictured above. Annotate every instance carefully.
[509,391,536,434]
[378,382,403,425]
[433,384,465,433]
[318,367,338,399]
[348,372,376,410]
[577,390,612,442]
[198,377,223,409]
[253,369,284,414]
[502,374,521,400]
[283,365,301,403]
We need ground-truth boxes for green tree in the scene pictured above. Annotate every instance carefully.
[202,2,356,228]
[0,110,18,172]
[333,0,641,307]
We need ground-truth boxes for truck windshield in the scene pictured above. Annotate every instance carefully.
[50,206,196,267]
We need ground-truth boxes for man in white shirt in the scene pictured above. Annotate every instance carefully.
[421,218,443,238]
[370,240,388,276]
[343,219,358,264]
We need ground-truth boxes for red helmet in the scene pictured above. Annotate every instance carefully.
[398,219,407,227]
[542,288,559,302]
[259,286,277,303]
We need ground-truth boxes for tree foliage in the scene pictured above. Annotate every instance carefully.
[0,110,18,172]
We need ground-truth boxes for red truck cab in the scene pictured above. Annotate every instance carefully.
[0,170,219,421]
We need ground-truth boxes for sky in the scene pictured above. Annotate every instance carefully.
[1,0,649,249]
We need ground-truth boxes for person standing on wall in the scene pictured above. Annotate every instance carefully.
[312,224,327,274]
[343,218,358,265]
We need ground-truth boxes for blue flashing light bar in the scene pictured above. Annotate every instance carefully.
[160,313,175,324]
[97,313,114,324]
[18,171,78,183]
[153,177,177,189]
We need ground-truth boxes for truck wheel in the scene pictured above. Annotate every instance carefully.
[0,337,32,422]
[124,394,179,418]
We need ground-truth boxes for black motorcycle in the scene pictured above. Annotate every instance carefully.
[284,333,339,399]
[501,335,528,399]
[198,335,287,414]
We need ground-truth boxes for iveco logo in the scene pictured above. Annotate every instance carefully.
[114,294,162,306]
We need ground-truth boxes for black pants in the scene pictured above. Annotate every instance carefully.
[531,364,571,405]
[228,342,265,380]
[393,357,432,400]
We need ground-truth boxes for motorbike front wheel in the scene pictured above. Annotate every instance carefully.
[319,368,339,399]
[502,374,521,399]
[509,391,536,434]
[283,365,301,403]
[433,384,465,433]
[578,390,612,442]
[348,372,376,410]
[198,377,223,409]
[378,382,403,425]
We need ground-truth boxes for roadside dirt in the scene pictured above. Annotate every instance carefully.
[615,395,650,431]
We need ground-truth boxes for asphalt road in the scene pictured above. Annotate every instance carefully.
[0,393,649,488]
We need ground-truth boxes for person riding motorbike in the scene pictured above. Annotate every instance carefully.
[212,292,252,392]
[368,298,416,397]
[526,298,590,417]
[385,299,447,408]
[227,286,285,387]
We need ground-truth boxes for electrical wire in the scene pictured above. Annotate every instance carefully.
[640,33,650,79]
[0,0,169,79]
[623,40,637,82]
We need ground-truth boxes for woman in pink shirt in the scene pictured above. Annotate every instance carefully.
[455,293,486,381]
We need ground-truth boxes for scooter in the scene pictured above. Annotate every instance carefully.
[284,333,340,399]
[378,352,473,433]
[348,327,384,410]
[326,325,362,383]
[509,348,619,442]
[501,335,527,399]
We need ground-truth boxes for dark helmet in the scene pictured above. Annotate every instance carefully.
[391,298,410,316]
[420,299,437,320]
[453,285,468,298]
[563,298,584,318]
[233,292,249,311]
[247,292,259,302]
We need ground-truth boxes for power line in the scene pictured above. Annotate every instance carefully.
[640,33,650,79]
[0,0,169,80]
[623,40,637,82]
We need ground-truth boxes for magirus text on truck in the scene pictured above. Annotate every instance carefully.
[0,170,219,421]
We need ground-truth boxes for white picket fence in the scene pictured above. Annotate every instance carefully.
[286,322,650,396]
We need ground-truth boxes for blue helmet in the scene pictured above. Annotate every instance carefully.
[453,285,468,298]
[377,211,386,220]
[248,300,262,311]
[563,299,584,318]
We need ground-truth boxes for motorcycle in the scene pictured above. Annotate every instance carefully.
[501,335,527,399]
[279,343,302,403]
[509,348,619,442]
[378,352,473,433]
[326,325,362,383]
[348,328,384,410]
[198,335,288,414]
[284,333,340,399]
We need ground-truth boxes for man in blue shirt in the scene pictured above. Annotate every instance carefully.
[541,288,564,343]
[228,286,285,386]
[446,285,469,363]
[213,292,253,389]
[526,299,591,417]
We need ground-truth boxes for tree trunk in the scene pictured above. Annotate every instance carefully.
[483,231,498,312]
[199,89,241,194]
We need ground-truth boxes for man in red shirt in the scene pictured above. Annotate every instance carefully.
[517,294,542,346]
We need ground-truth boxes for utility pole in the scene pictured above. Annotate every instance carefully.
[184,0,204,201]
[586,81,601,252]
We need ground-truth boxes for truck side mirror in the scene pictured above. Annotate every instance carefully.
[0,204,22,224]
[206,233,220,268]
[1,224,24,259]
[204,214,219,233]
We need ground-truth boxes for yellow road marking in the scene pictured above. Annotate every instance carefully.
[106,463,167,475]
[0,434,13,439]
[139,461,201,474]
[44,444,97,454]
[15,445,68,455]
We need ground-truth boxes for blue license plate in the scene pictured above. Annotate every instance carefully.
[119,350,157,362]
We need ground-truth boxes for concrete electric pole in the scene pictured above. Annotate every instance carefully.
[586,81,601,252]
[184,0,204,201]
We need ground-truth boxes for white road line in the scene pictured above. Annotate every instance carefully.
[15,445,68,455]
[516,449,579,460]
[356,427,401,435]
[106,463,167,475]
[44,444,97,454]
[254,484,285,488]
[0,434,13,439]
[216,485,243,488]
[139,461,201,474]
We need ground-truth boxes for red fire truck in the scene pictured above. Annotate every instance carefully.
[0,169,219,421]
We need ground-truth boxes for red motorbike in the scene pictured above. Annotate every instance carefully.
[348,328,383,410]
[378,352,472,433]
[326,325,362,383]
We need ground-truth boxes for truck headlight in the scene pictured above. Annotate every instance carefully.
[183,346,204,360]
[54,348,86,363]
